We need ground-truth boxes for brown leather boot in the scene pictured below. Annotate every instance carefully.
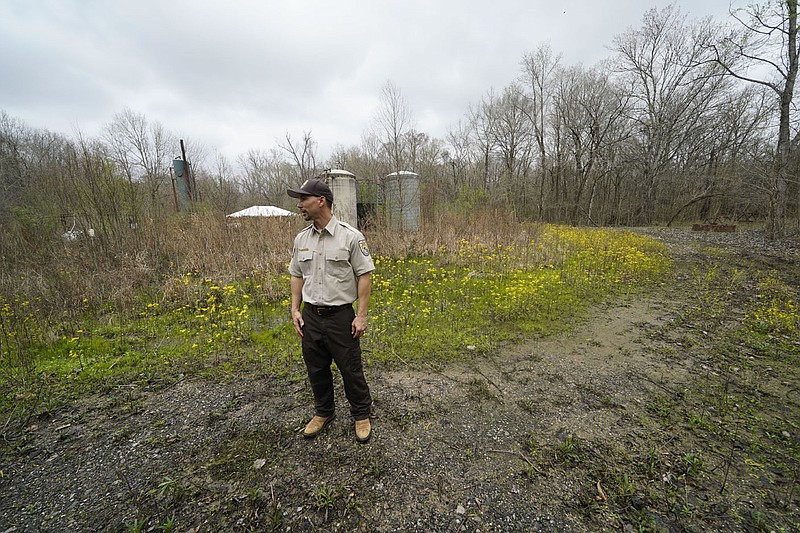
[303,414,335,438]
[354,418,371,443]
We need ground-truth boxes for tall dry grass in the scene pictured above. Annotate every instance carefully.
[370,207,542,257]
[0,205,547,322]
[162,213,301,276]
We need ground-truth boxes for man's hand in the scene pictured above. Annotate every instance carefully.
[352,315,367,338]
[292,309,304,337]
[353,272,371,338]
[290,276,305,337]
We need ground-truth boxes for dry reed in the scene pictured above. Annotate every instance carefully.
[0,207,547,320]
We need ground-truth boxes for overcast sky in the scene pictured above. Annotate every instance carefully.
[1,0,738,165]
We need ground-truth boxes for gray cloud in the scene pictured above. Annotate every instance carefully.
[0,0,737,162]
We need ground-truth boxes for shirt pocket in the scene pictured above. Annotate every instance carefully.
[298,251,314,276]
[325,248,352,279]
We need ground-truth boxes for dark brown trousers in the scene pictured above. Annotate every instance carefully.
[301,305,372,420]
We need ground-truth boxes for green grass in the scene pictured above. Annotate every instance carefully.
[0,225,671,420]
[366,226,671,363]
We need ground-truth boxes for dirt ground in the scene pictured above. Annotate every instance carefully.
[1,227,798,532]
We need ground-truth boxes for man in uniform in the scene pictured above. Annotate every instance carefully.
[287,178,374,443]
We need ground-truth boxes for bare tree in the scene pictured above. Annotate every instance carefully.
[280,130,317,182]
[370,81,421,229]
[404,130,441,175]
[443,119,478,195]
[468,93,501,193]
[613,5,731,224]
[553,65,630,224]
[711,0,800,237]
[0,111,29,220]
[373,80,415,172]
[199,151,240,214]
[489,86,535,214]
[103,109,176,213]
[520,43,561,217]
[63,132,141,246]
[237,148,288,204]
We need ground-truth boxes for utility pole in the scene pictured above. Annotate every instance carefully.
[172,139,198,212]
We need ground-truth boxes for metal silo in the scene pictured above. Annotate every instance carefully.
[325,169,358,228]
[384,171,420,231]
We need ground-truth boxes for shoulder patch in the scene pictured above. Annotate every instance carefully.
[359,239,370,257]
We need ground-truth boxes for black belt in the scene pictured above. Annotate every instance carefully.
[306,303,352,316]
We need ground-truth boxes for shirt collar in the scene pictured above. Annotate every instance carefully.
[313,214,338,235]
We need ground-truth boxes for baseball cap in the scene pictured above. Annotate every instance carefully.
[287,178,333,204]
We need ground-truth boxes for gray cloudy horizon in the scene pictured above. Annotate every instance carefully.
[1,0,737,164]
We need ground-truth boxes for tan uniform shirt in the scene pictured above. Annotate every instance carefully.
[289,215,375,306]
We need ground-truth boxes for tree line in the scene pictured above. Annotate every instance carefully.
[1,2,799,263]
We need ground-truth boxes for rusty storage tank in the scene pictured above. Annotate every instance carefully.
[384,171,420,231]
[324,169,357,228]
